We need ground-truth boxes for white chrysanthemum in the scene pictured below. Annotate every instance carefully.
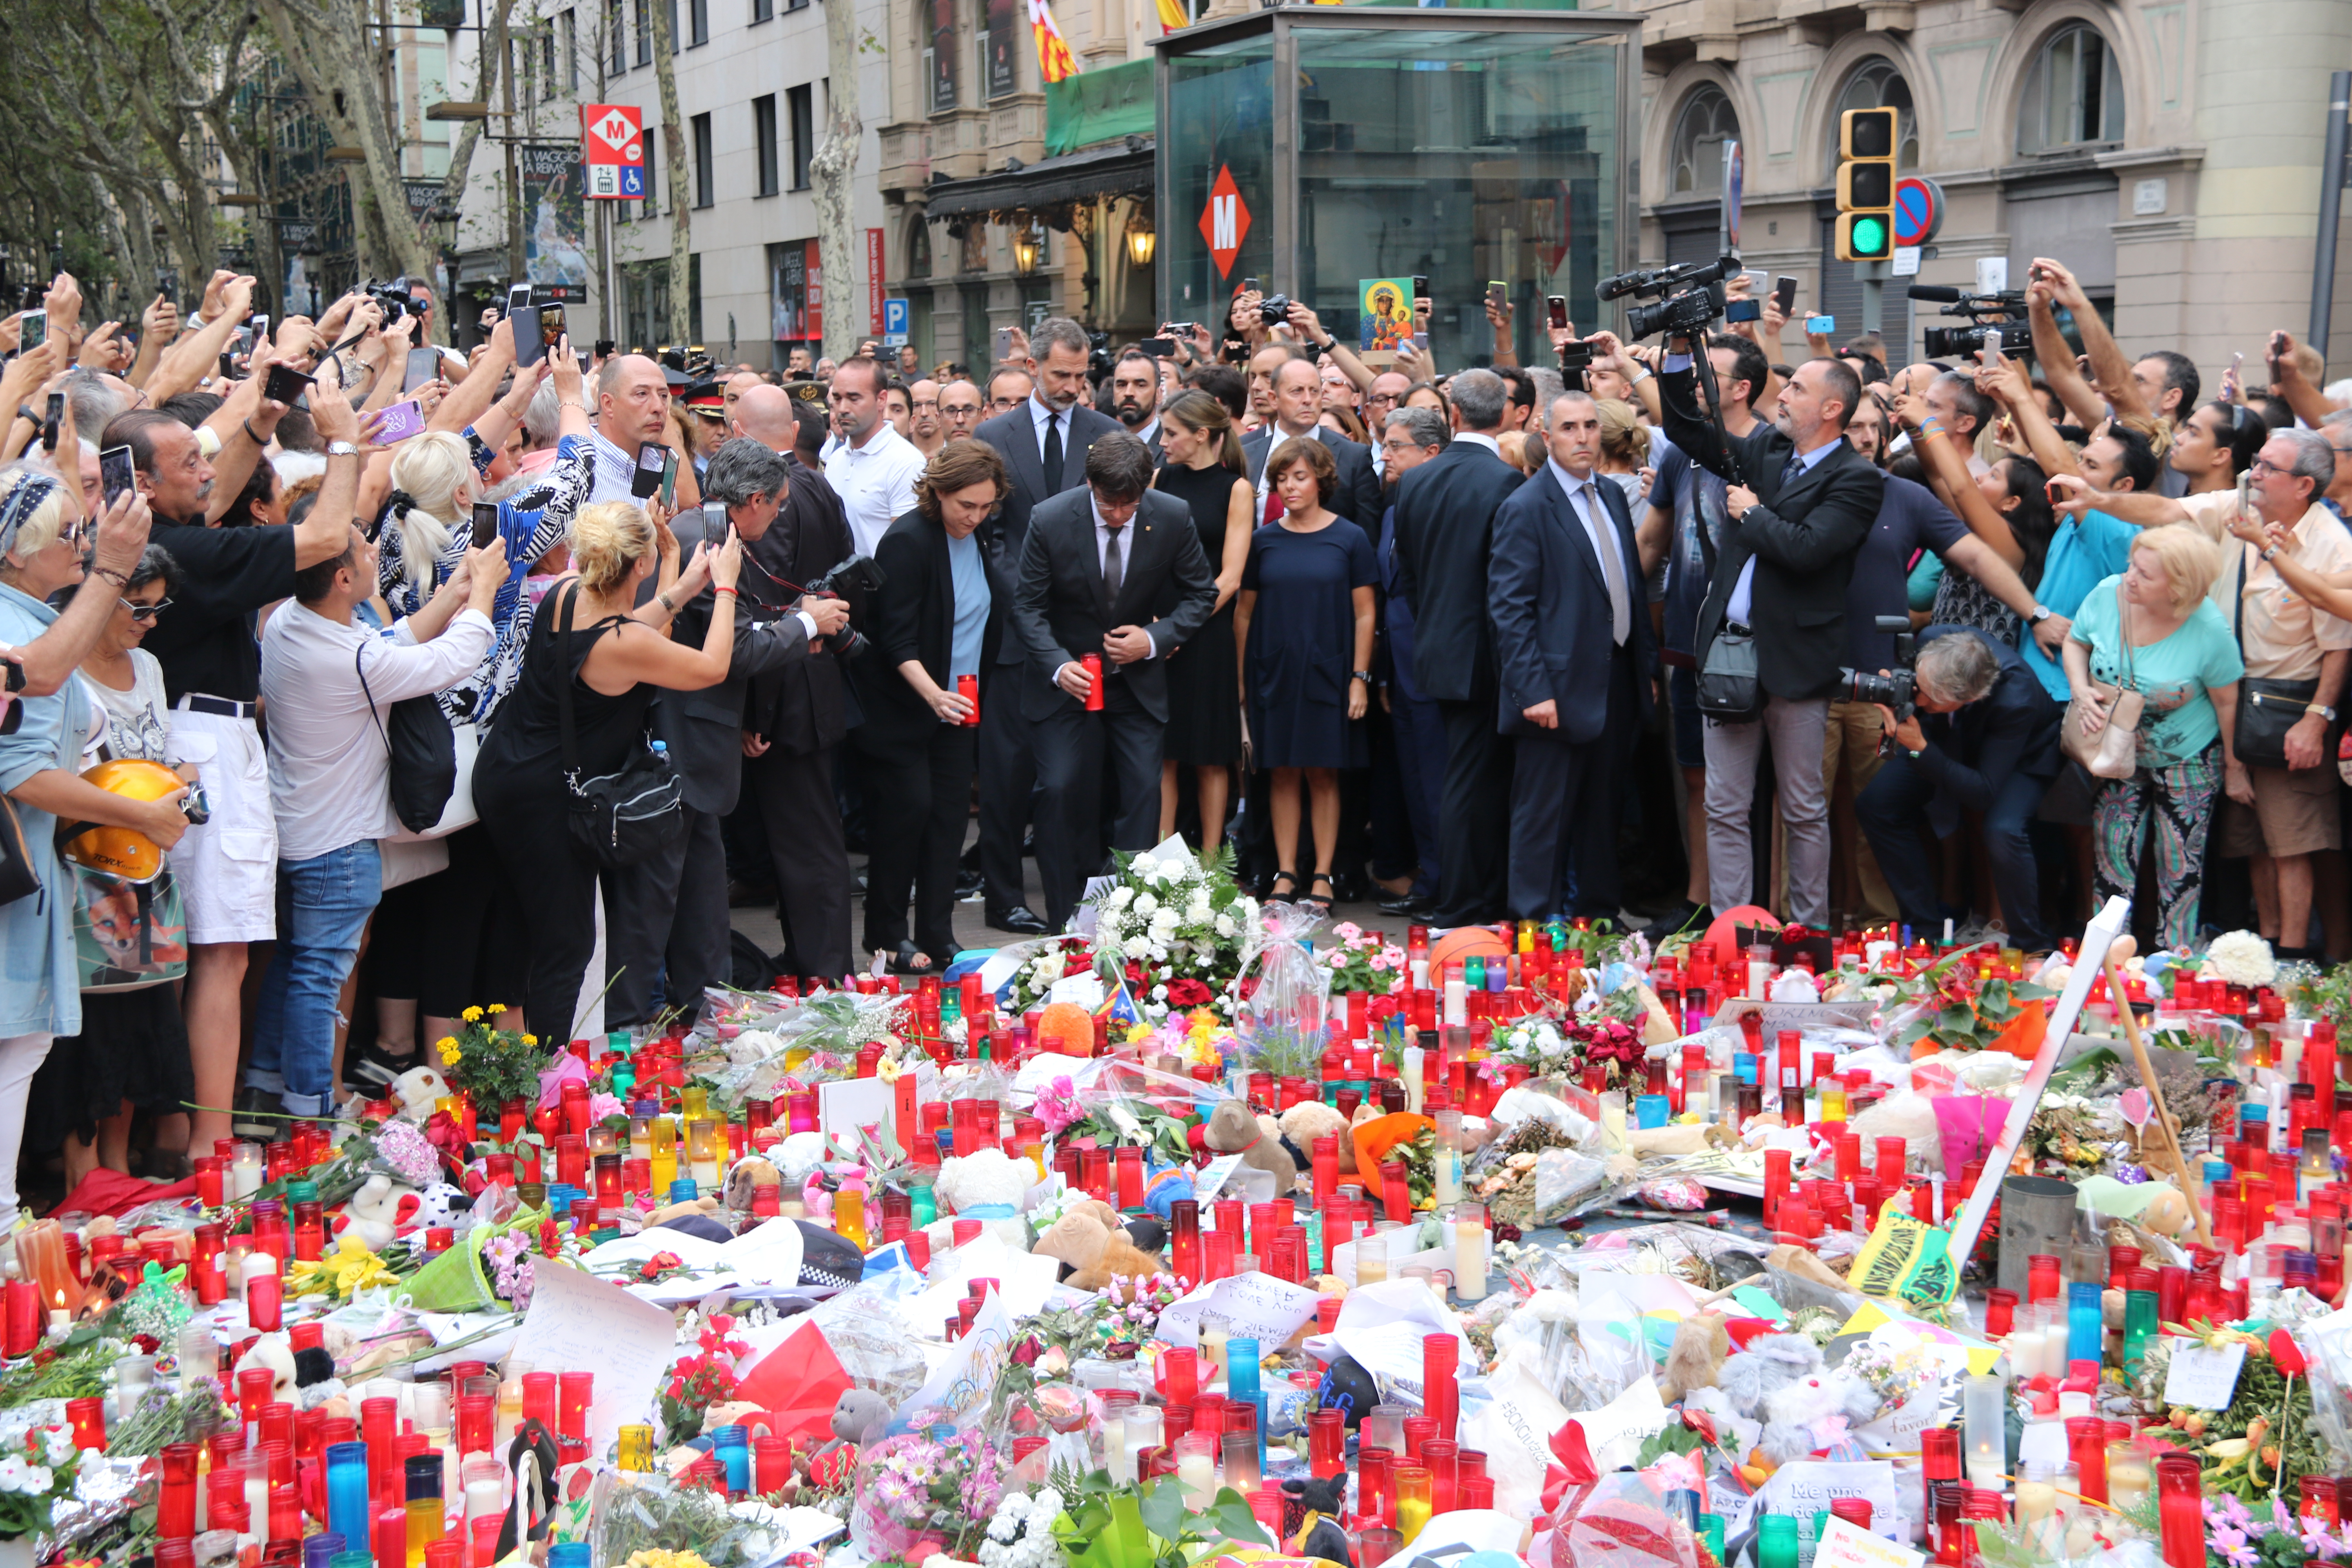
[1034,1487,1064,1519]
[1134,891,1159,917]
[1188,895,1211,921]
[1215,913,1236,937]
[2201,930,2276,988]
[1108,886,1134,909]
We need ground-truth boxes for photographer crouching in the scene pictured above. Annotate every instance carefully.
[1853,625,2065,950]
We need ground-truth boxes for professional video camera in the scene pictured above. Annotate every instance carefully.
[807,553,886,661]
[1600,253,1742,342]
[1908,285,2033,360]
[1838,616,1918,739]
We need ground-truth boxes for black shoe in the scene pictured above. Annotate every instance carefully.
[955,867,984,897]
[1021,830,1038,858]
[727,879,775,908]
[1328,871,1363,905]
[1639,900,1711,945]
[991,906,1050,936]
[230,1087,282,1141]
[1379,889,1433,917]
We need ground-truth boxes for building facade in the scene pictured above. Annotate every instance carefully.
[1637,0,2352,384]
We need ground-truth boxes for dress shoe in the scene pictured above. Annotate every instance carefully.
[1378,889,1432,917]
[990,906,1050,936]
[1328,871,1364,905]
[955,867,984,897]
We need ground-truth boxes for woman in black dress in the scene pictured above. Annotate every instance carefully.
[476,498,741,1040]
[1233,438,1376,914]
[1152,391,1253,851]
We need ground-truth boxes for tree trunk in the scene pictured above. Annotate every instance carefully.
[647,0,690,349]
[809,0,862,365]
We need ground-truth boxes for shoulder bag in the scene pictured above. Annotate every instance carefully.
[2059,582,2145,780]
[2230,547,2327,769]
[555,583,685,869]
[354,646,479,839]
[1689,493,1764,722]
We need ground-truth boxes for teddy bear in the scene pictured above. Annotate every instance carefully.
[390,1065,452,1121]
[1032,1208,1165,1292]
[935,1147,1031,1218]
[1281,1474,1355,1565]
[724,1156,782,1213]
[401,1183,470,1241]
[1658,1313,1731,1403]
[1757,1366,1882,1465]
[808,1387,893,1487]
[336,1173,416,1252]
[1279,1101,1357,1180]
[1205,1099,1295,1193]
[1712,1332,1824,1424]
[235,1336,299,1405]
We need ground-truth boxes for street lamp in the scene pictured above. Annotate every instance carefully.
[1011,220,1044,276]
[1123,208,1155,268]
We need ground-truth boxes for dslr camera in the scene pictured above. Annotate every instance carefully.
[1838,616,1918,727]
[1258,292,1293,327]
[1599,253,1740,341]
[807,553,887,662]
[363,280,417,323]
[1909,285,2034,360]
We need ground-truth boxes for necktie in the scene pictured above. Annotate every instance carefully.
[1779,449,1803,488]
[1102,523,1124,615]
[1582,483,1631,646]
[1043,411,1064,488]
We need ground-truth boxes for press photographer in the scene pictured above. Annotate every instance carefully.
[1853,624,2065,951]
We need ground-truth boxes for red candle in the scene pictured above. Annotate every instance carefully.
[1,1278,37,1356]
[66,1395,107,1452]
[246,1267,283,1333]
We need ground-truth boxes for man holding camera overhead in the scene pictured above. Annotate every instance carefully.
[1657,329,1881,930]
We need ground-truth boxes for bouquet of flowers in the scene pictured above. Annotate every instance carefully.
[1006,938,1098,1018]
[1091,1272,1187,1355]
[1320,922,1405,996]
[849,1428,1009,1561]
[1886,949,2054,1059]
[435,1005,551,1120]
[1490,1015,1644,1088]
[659,1311,751,1443]
[0,1423,79,1540]
[1087,845,1258,1023]
[974,1488,1069,1568]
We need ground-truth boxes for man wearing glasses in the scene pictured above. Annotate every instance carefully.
[984,367,1032,419]
[1363,370,1413,480]
[937,380,985,445]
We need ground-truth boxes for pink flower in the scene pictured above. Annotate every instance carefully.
[1333,921,1363,942]
[589,1093,625,1122]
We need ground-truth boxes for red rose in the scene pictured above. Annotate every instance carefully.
[1125,961,1147,989]
[1167,978,1213,1007]
[1062,955,1091,977]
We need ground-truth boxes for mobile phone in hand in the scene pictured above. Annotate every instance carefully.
[659,449,679,510]
[263,363,316,407]
[1546,296,1569,331]
[594,339,615,360]
[100,445,136,511]
[993,326,1014,362]
[1806,314,1836,335]
[1138,337,1176,357]
[1486,281,1507,310]
[18,310,45,352]
[41,393,62,455]
[539,303,567,351]
[1242,278,1259,295]
[509,284,543,367]
[1724,299,1762,324]
[632,442,667,499]
[372,399,428,444]
[1774,276,1798,316]
[402,346,440,394]
[471,501,502,550]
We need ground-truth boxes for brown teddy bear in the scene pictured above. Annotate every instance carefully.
[1033,1208,1166,1292]
[1278,1101,1356,1182]
[1205,1099,1296,1193]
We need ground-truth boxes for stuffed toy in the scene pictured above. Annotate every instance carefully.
[401,1183,469,1240]
[935,1148,1030,1218]
[235,1336,299,1405]
[1712,1332,1823,1423]
[808,1388,893,1486]
[1205,1100,1294,1192]
[334,1174,414,1252]
[1282,1475,1355,1566]
[1626,1123,1727,1158]
[292,1344,347,1413]
[1849,1090,1942,1171]
[1140,1159,1195,1223]
[1032,1209,1164,1292]
[390,1065,452,1121]
[1757,1366,1880,1465]
[1279,1102,1357,1178]
[1658,1314,1731,1403]
[724,1157,781,1212]
[773,1132,828,1188]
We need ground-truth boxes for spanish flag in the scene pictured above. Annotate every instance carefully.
[1028,0,1079,83]
[1156,0,1188,31]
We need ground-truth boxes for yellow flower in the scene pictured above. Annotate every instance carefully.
[522,1034,537,1046]
[289,1235,397,1298]
[437,1039,463,1066]
[876,1055,903,1084]
[461,1007,484,1023]
[624,1553,713,1568]
[486,1004,505,1015]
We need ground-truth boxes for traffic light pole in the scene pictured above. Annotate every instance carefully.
[1857,258,1888,335]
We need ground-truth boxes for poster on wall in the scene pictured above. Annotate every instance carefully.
[520,143,590,287]
[931,0,958,112]
[986,0,1019,99]
[772,239,824,346]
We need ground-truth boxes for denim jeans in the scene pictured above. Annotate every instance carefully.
[249,841,382,1116]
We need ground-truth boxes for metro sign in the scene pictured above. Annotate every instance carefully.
[1198,165,1250,280]
[581,104,645,201]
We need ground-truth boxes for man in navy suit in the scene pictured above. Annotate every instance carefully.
[1241,356,1383,528]
[972,318,1123,934]
[1490,392,1655,921]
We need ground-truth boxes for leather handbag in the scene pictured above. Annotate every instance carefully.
[2058,584,2143,780]
[555,584,685,870]
[1690,501,1764,722]
[2231,550,2326,769]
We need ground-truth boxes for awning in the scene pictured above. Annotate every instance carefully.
[922,136,1155,220]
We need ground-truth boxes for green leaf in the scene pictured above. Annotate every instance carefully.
[1206,1489,1274,1550]
[1136,1478,1189,1546]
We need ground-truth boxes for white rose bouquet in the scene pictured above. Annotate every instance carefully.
[1085,846,1258,1023]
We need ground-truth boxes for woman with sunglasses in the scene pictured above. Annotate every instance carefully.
[25,544,198,1186]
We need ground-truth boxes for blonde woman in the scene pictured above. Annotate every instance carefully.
[475,499,741,1039]
[1595,398,1651,510]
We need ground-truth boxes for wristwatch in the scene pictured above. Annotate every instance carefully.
[2315,705,2339,722]
[2262,544,2282,562]
[1351,670,1372,684]
[1907,747,1924,760]
[325,440,358,458]
[2028,604,2053,625]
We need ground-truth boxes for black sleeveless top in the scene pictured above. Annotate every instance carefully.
[475,581,657,809]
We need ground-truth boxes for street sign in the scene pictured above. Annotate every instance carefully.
[580,104,644,202]
[883,298,909,337]
[1892,175,1944,249]
[1198,165,1250,280]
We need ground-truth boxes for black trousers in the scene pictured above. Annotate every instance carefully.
[978,661,1037,919]
[480,793,602,1045]
[1506,646,1636,920]
[603,804,730,1027]
[746,742,853,983]
[1031,682,1164,930]
[1434,673,1514,926]
[1858,753,2056,951]
[854,721,977,962]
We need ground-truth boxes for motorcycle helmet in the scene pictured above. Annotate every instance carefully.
[60,759,184,883]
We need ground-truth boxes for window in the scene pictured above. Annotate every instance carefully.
[641,127,659,218]
[690,0,708,43]
[788,83,814,190]
[2017,24,2125,154]
[754,94,780,196]
[633,0,652,65]
[608,0,625,72]
[753,0,771,18]
[665,0,679,51]
[908,218,933,278]
[925,0,956,112]
[1828,58,1917,173]
[1667,85,1737,198]
[692,113,713,207]
[561,9,577,89]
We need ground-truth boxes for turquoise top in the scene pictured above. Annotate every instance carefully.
[2067,573,2244,769]
[0,581,87,1038]
[2022,510,2141,701]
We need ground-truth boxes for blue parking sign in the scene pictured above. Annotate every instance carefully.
[883,298,908,336]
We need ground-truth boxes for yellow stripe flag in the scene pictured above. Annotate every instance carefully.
[1027,0,1079,83]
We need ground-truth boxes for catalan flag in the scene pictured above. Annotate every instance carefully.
[1156,0,1189,32]
[1028,0,1079,83]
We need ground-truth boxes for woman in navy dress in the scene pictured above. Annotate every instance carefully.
[1233,437,1376,915]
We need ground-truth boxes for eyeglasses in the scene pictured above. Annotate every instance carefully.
[2250,456,2290,476]
[118,596,170,622]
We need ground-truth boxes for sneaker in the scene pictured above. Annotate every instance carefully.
[230,1086,283,1141]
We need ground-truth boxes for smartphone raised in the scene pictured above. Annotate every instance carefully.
[251,314,270,351]
[1806,314,1836,335]
[593,339,615,360]
[18,310,45,352]
[41,393,62,455]
[509,284,543,367]
[372,399,428,444]
[539,303,567,351]
[1138,337,1176,358]
[99,445,136,511]
[401,346,441,394]
[1410,276,1428,299]
[1485,281,1507,310]
[993,326,1014,363]
[1242,278,1260,295]
[659,448,679,510]
[1546,296,1569,331]
[470,501,502,550]
[631,441,667,500]
[1724,298,1762,324]
[1774,275,1799,317]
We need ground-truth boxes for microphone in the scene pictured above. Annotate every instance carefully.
[1904,285,1966,303]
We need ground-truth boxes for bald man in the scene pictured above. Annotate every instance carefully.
[588,353,674,503]
[731,382,802,451]
[907,378,946,459]
[723,370,764,428]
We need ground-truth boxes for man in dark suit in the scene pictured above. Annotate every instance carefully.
[1856,624,2064,949]
[1389,368,1526,924]
[1013,433,1218,929]
[605,439,852,1019]
[1241,356,1382,528]
[1661,350,1883,929]
[974,318,1123,934]
[1109,348,1163,460]
[1491,392,1655,921]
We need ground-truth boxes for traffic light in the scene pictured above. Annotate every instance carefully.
[1836,107,1898,262]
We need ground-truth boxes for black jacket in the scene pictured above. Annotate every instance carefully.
[856,507,1011,750]
[1011,486,1217,724]
[1913,623,2067,805]
[743,457,855,753]
[1489,468,1656,739]
[1243,425,1383,530]
[1660,363,1883,702]
[1388,437,1527,704]
[976,399,1124,664]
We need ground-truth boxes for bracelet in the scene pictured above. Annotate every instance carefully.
[242,419,265,446]
[656,592,676,615]
[715,586,738,599]
[91,566,128,587]
[1627,368,1653,386]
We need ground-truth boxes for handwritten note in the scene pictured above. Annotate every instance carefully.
[2163,1342,2247,1410]
[1156,1271,1322,1350]
[1726,1461,1902,1552]
[1461,1342,1571,1519]
[899,1282,1013,1430]
[510,1261,679,1456]
[818,1077,892,1152]
[1813,1517,1925,1568]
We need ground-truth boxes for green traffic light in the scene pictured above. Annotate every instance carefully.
[1854,216,1889,256]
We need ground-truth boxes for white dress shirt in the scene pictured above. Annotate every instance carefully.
[1029,393,1076,467]
[1451,431,1503,458]
[1548,459,1633,646]
[822,421,926,557]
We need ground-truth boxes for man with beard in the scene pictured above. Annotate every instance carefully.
[1110,350,1162,457]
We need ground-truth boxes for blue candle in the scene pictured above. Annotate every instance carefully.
[325,1441,370,1552]
[2067,1280,2103,1365]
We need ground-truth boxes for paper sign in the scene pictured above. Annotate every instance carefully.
[818,1077,891,1151]
[2016,1419,2070,1470]
[1192,1154,1245,1202]
[2163,1341,2247,1409]
[900,1280,1014,1430]
[1814,1516,1926,1568]
[510,1261,679,1455]
[1727,1461,1903,1555]
[1461,1341,1571,1519]
[1047,973,1104,1010]
[1855,1380,1938,1457]
[1559,1376,1669,1472]
[1157,1270,1322,1350]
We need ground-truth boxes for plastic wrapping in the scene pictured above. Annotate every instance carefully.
[2298,1306,2352,1466]
[1528,1147,1628,1226]
[1553,1468,1705,1568]
[590,1467,766,1568]
[846,1430,1008,1562]
[1236,902,1332,1081]
[807,1283,930,1405]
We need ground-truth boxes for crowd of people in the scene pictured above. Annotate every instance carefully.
[0,253,2343,1223]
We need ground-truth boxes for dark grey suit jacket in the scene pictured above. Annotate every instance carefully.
[1488,468,1656,740]
[1011,486,1216,724]
[1388,438,1527,704]
[976,398,1123,664]
[1242,424,1382,529]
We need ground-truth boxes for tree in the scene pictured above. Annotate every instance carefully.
[646,0,690,348]
[809,0,862,365]
[440,0,525,269]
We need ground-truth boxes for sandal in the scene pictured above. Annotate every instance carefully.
[1299,874,1336,916]
[886,941,936,976]
[1267,871,1299,904]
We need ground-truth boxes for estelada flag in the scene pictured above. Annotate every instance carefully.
[1028,0,1079,83]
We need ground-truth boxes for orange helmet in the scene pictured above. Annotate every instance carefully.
[60,759,184,883]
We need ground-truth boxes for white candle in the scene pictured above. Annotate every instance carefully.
[1401,1047,1423,1114]
[465,1477,503,1523]
[1432,1148,1460,1206]
[1454,1220,1485,1299]
[1105,1413,1129,1482]
[1200,1324,1227,1383]
[1177,1449,1214,1506]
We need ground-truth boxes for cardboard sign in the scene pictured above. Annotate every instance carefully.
[1157,1271,1322,1351]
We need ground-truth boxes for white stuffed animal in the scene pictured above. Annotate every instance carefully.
[235,1335,298,1404]
[336,1173,413,1252]
[390,1065,452,1121]
[934,1148,1030,1216]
